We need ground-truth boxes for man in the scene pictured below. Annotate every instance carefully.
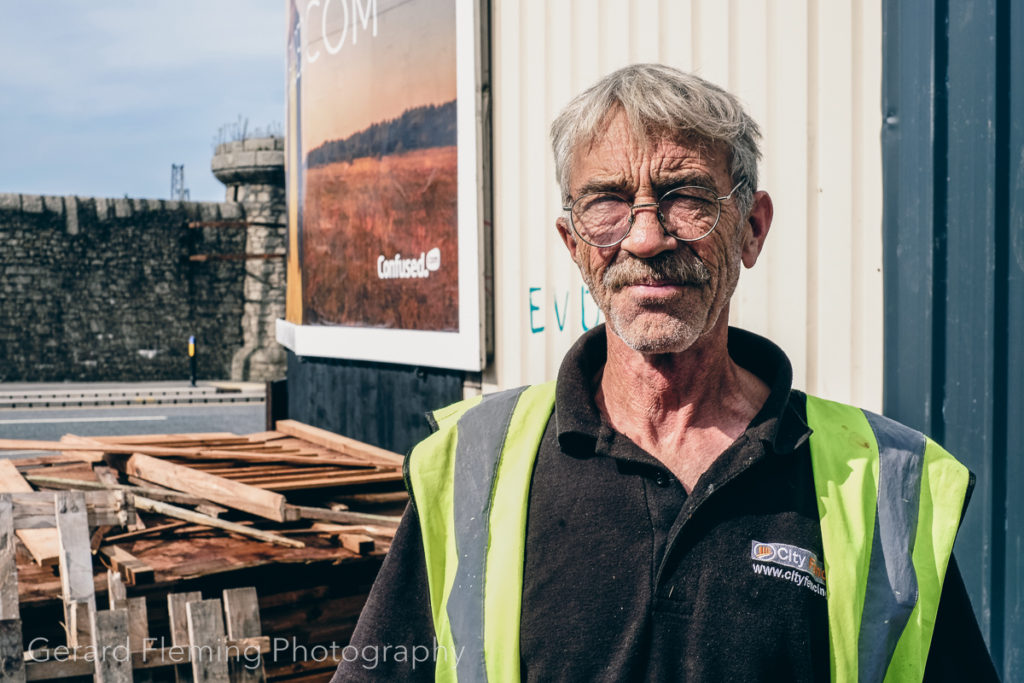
[332,64,997,681]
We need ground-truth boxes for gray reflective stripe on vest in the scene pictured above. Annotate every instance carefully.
[859,410,925,681]
[447,386,527,683]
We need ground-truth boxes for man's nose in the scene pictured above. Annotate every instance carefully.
[620,202,677,258]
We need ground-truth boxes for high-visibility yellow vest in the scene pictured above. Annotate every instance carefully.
[407,382,971,683]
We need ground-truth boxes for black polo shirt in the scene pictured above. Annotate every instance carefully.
[332,326,997,681]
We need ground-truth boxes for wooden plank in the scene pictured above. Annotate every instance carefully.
[168,591,202,683]
[289,505,401,528]
[103,522,189,544]
[132,496,304,549]
[90,526,109,553]
[195,503,229,518]
[153,638,277,671]
[0,458,50,492]
[187,599,230,682]
[330,491,409,507]
[3,454,99,468]
[222,588,262,640]
[190,450,367,467]
[0,461,59,565]
[165,461,236,470]
[307,521,388,535]
[89,468,119,557]
[92,609,131,683]
[232,474,362,488]
[88,433,240,445]
[245,432,286,443]
[135,438,257,448]
[106,570,127,610]
[118,476,210,505]
[9,490,130,529]
[0,439,106,459]
[0,439,368,467]
[55,491,96,647]
[258,471,403,492]
[99,545,154,585]
[0,439,277,458]
[337,533,375,555]
[308,522,397,540]
[227,467,353,481]
[222,587,266,683]
[0,618,26,683]
[56,435,108,461]
[125,454,287,522]
[0,496,19,621]
[66,601,92,651]
[275,420,405,466]
[198,465,340,477]
[94,466,144,531]
[126,597,148,652]
[195,444,301,453]
[169,593,204,641]
[29,463,98,482]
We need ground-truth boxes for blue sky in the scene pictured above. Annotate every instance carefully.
[0,2,284,202]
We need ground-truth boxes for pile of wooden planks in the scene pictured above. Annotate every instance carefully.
[3,491,271,682]
[0,420,409,681]
[0,419,406,569]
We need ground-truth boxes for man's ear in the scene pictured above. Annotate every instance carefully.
[556,216,580,261]
[741,190,773,268]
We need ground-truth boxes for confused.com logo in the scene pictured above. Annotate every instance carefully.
[377,248,442,279]
[751,541,827,587]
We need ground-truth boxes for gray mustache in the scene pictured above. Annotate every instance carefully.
[602,251,711,290]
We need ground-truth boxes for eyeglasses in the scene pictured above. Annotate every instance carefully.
[562,181,744,248]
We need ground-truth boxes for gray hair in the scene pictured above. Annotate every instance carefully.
[550,64,761,216]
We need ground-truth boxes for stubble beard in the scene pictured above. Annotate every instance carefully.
[580,248,723,355]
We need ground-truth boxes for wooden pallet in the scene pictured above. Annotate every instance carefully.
[1,492,270,682]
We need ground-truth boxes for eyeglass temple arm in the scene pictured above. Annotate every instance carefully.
[719,180,746,201]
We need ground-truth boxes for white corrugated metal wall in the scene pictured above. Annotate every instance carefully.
[485,0,883,411]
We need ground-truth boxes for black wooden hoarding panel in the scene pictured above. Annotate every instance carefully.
[284,350,464,456]
[1004,0,1024,672]
[945,0,1001,659]
[880,0,942,437]
[883,0,1021,677]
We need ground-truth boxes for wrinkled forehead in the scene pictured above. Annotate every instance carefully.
[568,110,729,190]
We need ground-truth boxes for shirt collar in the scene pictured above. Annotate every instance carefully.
[554,324,811,456]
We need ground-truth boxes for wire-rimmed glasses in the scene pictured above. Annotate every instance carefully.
[562,181,745,248]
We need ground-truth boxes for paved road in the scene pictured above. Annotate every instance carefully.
[0,402,267,455]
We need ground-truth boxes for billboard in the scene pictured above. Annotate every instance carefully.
[278,0,486,370]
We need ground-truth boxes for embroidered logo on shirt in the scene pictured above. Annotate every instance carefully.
[751,540,827,597]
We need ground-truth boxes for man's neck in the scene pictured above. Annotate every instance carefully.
[596,321,770,492]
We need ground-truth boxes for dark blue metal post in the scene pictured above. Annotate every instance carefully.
[882,0,1021,676]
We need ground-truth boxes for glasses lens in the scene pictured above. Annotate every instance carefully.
[572,193,631,246]
[659,186,721,240]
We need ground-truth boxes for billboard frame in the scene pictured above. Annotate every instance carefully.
[277,0,489,372]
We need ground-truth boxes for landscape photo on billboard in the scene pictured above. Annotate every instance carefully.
[298,0,458,332]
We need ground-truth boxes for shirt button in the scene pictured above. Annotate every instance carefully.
[655,472,670,486]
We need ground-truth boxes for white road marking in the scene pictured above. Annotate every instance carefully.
[0,416,169,425]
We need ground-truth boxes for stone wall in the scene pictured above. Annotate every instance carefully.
[0,136,288,383]
[0,194,248,382]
